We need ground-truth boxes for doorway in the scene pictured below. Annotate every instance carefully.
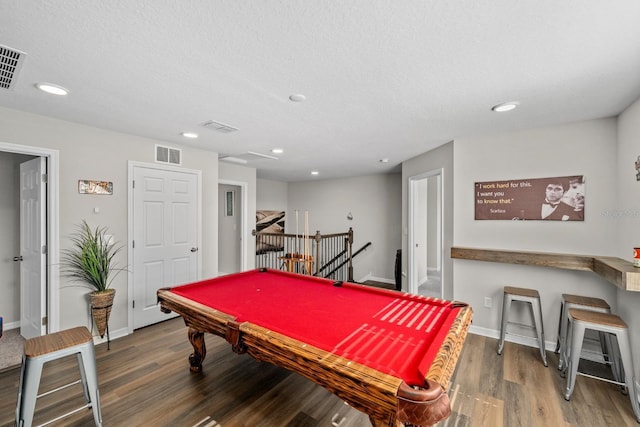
[0,142,60,335]
[218,183,241,275]
[408,169,443,298]
[218,180,247,275]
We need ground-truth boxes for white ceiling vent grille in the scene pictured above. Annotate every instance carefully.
[0,45,26,90]
[219,151,278,164]
[155,145,182,165]
[200,120,238,134]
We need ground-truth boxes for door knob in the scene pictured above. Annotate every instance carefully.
[13,256,23,262]
[190,247,198,253]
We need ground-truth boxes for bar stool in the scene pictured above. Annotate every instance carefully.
[556,294,611,371]
[15,327,102,427]
[564,308,640,423]
[497,286,547,366]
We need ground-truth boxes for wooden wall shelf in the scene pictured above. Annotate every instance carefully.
[451,247,640,292]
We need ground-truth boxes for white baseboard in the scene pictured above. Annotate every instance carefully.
[92,326,129,345]
[2,320,20,330]
[357,273,394,284]
[468,325,605,363]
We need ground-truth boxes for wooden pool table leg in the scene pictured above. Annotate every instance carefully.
[187,328,206,373]
[368,415,403,427]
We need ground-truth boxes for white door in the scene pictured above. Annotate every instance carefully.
[20,157,47,339]
[132,166,199,329]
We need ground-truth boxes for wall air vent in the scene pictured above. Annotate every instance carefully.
[155,145,182,165]
[200,120,239,134]
[0,44,26,90]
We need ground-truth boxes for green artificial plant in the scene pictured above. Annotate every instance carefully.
[60,220,126,292]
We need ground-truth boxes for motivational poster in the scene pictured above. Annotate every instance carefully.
[475,175,584,221]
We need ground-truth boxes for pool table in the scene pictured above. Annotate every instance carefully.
[157,268,472,426]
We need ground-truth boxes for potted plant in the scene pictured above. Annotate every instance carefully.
[61,220,126,338]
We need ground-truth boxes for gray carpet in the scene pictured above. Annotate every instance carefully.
[0,328,24,372]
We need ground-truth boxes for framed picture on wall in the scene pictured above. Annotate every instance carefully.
[474,175,584,221]
[225,190,234,216]
[78,179,113,195]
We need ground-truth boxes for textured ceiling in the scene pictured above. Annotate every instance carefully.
[1,1,640,181]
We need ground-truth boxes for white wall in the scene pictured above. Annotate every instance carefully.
[257,178,288,211]
[616,96,640,382]
[452,118,619,347]
[0,106,220,335]
[288,174,402,282]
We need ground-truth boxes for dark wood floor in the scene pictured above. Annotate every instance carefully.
[1,317,637,426]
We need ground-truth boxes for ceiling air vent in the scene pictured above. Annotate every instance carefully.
[0,44,26,90]
[155,145,182,166]
[200,120,239,134]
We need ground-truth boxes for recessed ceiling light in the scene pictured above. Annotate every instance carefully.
[271,148,284,154]
[311,170,319,176]
[379,158,389,163]
[289,94,306,102]
[491,102,519,112]
[181,132,198,139]
[35,82,69,96]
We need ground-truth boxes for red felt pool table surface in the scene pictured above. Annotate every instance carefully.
[172,268,460,386]
[158,268,472,426]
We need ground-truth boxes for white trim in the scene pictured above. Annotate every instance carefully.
[357,273,394,284]
[92,326,129,345]
[0,142,60,333]
[2,320,20,330]
[218,179,248,273]
[127,161,203,333]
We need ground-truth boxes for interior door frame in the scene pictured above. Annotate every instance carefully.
[407,168,443,296]
[218,179,248,273]
[127,161,203,333]
[0,141,60,334]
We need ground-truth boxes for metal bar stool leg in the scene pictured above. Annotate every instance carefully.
[76,352,91,403]
[564,316,585,401]
[497,294,511,355]
[16,357,44,427]
[530,297,547,367]
[555,300,565,354]
[80,342,102,426]
[557,301,568,369]
[616,331,640,423]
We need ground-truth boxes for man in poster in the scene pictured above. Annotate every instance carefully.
[538,177,583,221]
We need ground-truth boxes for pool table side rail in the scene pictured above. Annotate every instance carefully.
[423,303,473,388]
[157,288,236,338]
